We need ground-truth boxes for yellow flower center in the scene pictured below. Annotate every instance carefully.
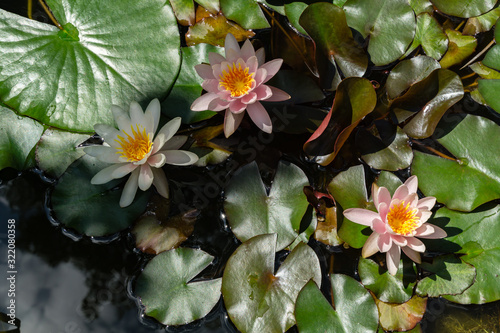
[387,201,420,236]
[115,124,153,162]
[219,63,254,97]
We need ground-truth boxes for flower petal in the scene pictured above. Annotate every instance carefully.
[402,246,421,264]
[84,145,121,163]
[417,196,436,210]
[393,184,409,201]
[255,47,265,66]
[246,56,258,74]
[191,93,220,111]
[362,232,380,258]
[418,209,433,224]
[195,63,215,79]
[343,208,379,226]
[372,218,387,234]
[163,150,199,166]
[208,52,226,66]
[201,79,221,93]
[265,86,291,102]
[377,202,389,223]
[254,68,267,86]
[120,168,140,207]
[148,153,166,168]
[111,163,138,179]
[253,85,272,101]
[246,102,272,133]
[391,234,407,247]
[138,164,154,191]
[240,39,256,61]
[111,105,132,133]
[386,244,401,276]
[91,163,126,184]
[375,186,392,208]
[261,59,283,83]
[208,98,231,111]
[402,193,419,208]
[241,92,257,105]
[378,233,393,252]
[152,117,182,154]
[145,98,161,134]
[94,124,121,148]
[129,101,144,125]
[225,33,241,62]
[224,109,245,137]
[162,135,187,150]
[404,175,418,194]
[415,224,447,239]
[152,168,169,199]
[228,98,247,113]
[406,237,426,252]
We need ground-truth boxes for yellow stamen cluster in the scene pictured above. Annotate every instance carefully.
[387,201,420,236]
[115,124,152,162]
[219,63,254,97]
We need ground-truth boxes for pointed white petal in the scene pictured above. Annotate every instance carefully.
[111,163,138,179]
[246,102,272,133]
[415,224,447,239]
[120,168,140,207]
[417,196,436,210]
[152,168,169,198]
[84,146,121,163]
[129,101,144,126]
[162,135,188,150]
[111,105,132,133]
[152,117,182,154]
[163,150,199,166]
[406,237,426,252]
[404,175,418,194]
[138,164,154,191]
[224,109,245,138]
[145,98,161,134]
[148,153,167,168]
[91,163,127,184]
[386,244,401,276]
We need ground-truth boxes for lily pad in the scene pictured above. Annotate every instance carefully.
[430,0,498,18]
[222,233,321,333]
[35,128,90,178]
[343,0,416,66]
[478,79,500,113]
[375,295,427,331]
[220,0,270,29]
[0,0,181,132]
[295,275,378,333]
[135,247,222,325]
[194,0,220,14]
[463,8,500,35]
[470,62,500,79]
[303,77,376,166]
[162,44,223,124]
[410,0,434,15]
[403,13,448,60]
[224,161,312,251]
[170,0,195,26]
[439,29,477,69]
[412,115,500,212]
[50,154,149,236]
[415,254,476,298]
[0,106,44,171]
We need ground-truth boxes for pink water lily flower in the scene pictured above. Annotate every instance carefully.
[190,33,290,137]
[343,176,446,275]
[84,99,199,207]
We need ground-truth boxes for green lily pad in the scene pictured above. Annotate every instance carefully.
[303,77,376,166]
[295,275,378,333]
[0,106,44,171]
[416,254,476,298]
[170,0,195,26]
[343,0,416,66]
[374,171,403,195]
[429,205,500,304]
[403,13,448,60]
[220,0,270,29]
[50,154,149,236]
[35,128,90,178]
[358,257,417,304]
[470,62,500,79]
[194,0,220,14]
[135,247,222,325]
[222,233,322,333]
[439,29,477,69]
[224,161,312,251]
[375,295,427,331]
[0,0,181,132]
[463,8,500,35]
[478,79,500,113]
[412,115,500,212]
[284,2,310,36]
[410,0,434,15]
[430,0,498,18]
[299,2,368,78]
[162,44,222,124]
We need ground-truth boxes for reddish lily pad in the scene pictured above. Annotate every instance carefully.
[375,295,427,331]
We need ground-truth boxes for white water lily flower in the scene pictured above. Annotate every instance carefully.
[343,175,447,275]
[84,99,199,207]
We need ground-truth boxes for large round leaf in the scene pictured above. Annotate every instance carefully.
[295,275,378,333]
[412,115,500,211]
[0,0,180,132]
[50,154,149,236]
[224,161,312,251]
[430,0,498,18]
[135,247,222,325]
[0,106,44,171]
[343,0,416,66]
[222,233,321,333]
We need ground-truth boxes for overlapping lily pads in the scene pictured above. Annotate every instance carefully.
[430,0,498,18]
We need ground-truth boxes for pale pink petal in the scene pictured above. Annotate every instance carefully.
[138,164,154,191]
[406,237,426,252]
[402,246,421,264]
[91,163,127,185]
[111,105,132,133]
[225,33,241,61]
[241,92,257,104]
[415,224,447,239]
[120,168,140,207]
[84,146,121,163]
[129,101,144,125]
[145,98,160,134]
[228,99,247,113]
[372,218,387,234]
[404,175,418,194]
[386,244,401,275]
[253,85,272,101]
[208,52,226,66]
[378,202,389,223]
[224,109,245,137]
[402,193,419,208]
[212,63,223,80]
[246,56,258,74]
[343,208,380,226]
[393,184,409,201]
[362,232,380,258]
[246,102,272,133]
[152,117,181,154]
[375,186,392,208]
[208,98,231,111]
[391,234,408,247]
[378,233,393,252]
[94,124,121,148]
[261,59,283,83]
[111,163,138,179]
[240,39,256,61]
[201,79,221,93]
[265,86,291,102]
[191,93,219,111]
[147,153,166,168]
[254,68,267,86]
[255,47,265,66]
[163,150,199,166]
[162,135,188,150]
[195,64,215,79]
[418,209,433,224]
[152,168,169,199]
[417,196,436,210]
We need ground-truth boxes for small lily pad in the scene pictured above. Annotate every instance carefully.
[220,0,270,29]
[403,13,448,60]
[186,13,255,46]
[439,29,477,69]
[430,0,498,18]
[375,295,427,331]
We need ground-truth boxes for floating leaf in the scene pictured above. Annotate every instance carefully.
[224,161,312,251]
[482,19,500,71]
[403,13,448,60]
[194,0,220,14]
[358,258,417,304]
[220,0,270,29]
[416,254,476,298]
[35,128,90,178]
[50,155,149,236]
[343,0,416,66]
[430,0,498,18]
[295,275,378,333]
[0,106,44,171]
[186,13,255,46]
[284,2,311,36]
[470,62,500,79]
[303,77,376,166]
[0,0,181,132]
[170,0,195,26]
[222,234,321,333]
[439,29,477,69]
[412,115,500,212]
[429,204,500,304]
[299,2,368,78]
[135,247,222,325]
[410,0,434,15]
[162,44,223,124]
[478,79,500,113]
[375,295,427,331]
[463,8,500,35]
[374,171,403,195]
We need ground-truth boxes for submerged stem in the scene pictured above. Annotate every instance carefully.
[27,0,33,19]
[38,0,63,30]
[460,39,496,70]
[413,141,458,162]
